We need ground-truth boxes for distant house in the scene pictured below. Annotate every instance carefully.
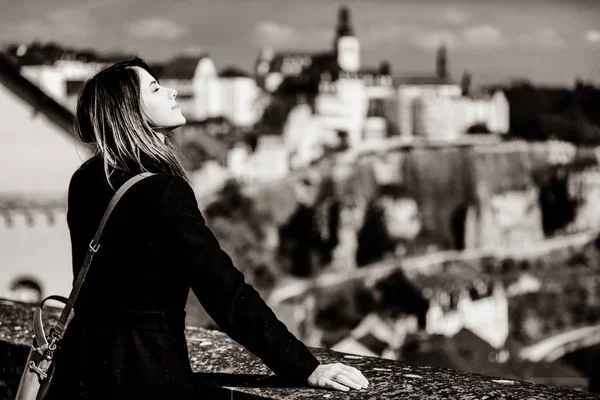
[391,74,462,138]
[218,66,263,128]
[6,42,134,111]
[255,7,373,148]
[253,5,475,154]
[425,281,509,349]
[255,6,362,95]
[0,53,92,300]
[153,54,212,119]
[0,53,91,195]
[152,54,262,128]
[7,44,263,130]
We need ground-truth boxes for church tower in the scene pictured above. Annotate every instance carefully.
[334,6,360,72]
[436,43,448,80]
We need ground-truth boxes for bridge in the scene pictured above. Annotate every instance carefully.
[519,323,600,363]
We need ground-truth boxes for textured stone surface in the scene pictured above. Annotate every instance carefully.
[1,299,599,399]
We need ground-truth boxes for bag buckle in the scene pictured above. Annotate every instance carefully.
[28,361,49,380]
[47,330,62,352]
[48,330,62,342]
[88,240,101,253]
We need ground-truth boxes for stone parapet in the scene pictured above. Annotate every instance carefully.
[0,299,598,399]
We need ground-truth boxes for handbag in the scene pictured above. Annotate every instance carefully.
[14,172,155,400]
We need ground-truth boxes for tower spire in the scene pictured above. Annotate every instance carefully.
[336,6,354,40]
[333,5,360,72]
[436,42,448,80]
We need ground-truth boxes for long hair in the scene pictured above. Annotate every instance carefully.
[74,57,188,188]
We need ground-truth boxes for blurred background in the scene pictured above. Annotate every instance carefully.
[1,0,600,393]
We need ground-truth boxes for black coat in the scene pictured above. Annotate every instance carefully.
[46,156,319,400]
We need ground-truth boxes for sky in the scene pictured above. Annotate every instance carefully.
[1,0,599,86]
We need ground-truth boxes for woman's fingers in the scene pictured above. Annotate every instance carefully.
[327,379,350,392]
[334,374,363,390]
[339,365,369,387]
[307,363,370,392]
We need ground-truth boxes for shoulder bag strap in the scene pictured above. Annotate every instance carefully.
[35,172,155,349]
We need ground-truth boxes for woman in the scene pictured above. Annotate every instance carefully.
[47,58,368,399]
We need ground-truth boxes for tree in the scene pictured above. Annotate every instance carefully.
[538,167,578,236]
[253,93,296,135]
[203,180,280,291]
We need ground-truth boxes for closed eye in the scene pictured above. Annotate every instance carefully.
[150,80,160,92]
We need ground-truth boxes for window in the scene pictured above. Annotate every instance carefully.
[367,98,386,117]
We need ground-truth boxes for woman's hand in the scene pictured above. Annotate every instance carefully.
[307,363,369,392]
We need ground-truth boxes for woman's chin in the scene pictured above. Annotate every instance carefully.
[169,116,187,130]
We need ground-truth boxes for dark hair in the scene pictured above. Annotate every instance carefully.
[74,57,187,188]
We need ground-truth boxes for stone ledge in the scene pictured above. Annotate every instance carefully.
[1,299,598,399]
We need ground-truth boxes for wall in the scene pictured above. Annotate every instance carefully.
[413,92,510,140]
[393,84,462,138]
[316,76,368,148]
[0,208,73,300]
[0,81,89,196]
[20,61,105,109]
[0,299,595,400]
[20,66,64,100]
[567,165,600,233]
[219,77,261,127]
[425,284,509,349]
[0,73,91,300]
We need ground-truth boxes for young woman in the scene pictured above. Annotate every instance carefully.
[46,58,368,399]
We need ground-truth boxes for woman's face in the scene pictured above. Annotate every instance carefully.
[132,66,186,131]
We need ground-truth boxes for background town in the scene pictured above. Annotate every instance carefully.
[1,0,600,394]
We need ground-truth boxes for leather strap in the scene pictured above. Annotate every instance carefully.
[32,295,68,354]
[35,172,155,352]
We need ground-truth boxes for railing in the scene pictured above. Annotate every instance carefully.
[0,299,597,399]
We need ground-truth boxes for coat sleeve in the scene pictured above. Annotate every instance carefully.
[158,175,320,382]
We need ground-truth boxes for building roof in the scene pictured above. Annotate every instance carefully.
[155,54,210,80]
[393,75,455,86]
[356,332,389,356]
[10,50,50,66]
[96,52,136,64]
[0,52,75,136]
[268,52,315,75]
[219,66,252,78]
[5,42,134,67]
[452,328,495,352]
[359,67,384,76]
[5,42,69,66]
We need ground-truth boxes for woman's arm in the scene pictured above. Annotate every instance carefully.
[158,175,320,383]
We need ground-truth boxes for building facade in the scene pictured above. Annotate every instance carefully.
[0,54,92,300]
